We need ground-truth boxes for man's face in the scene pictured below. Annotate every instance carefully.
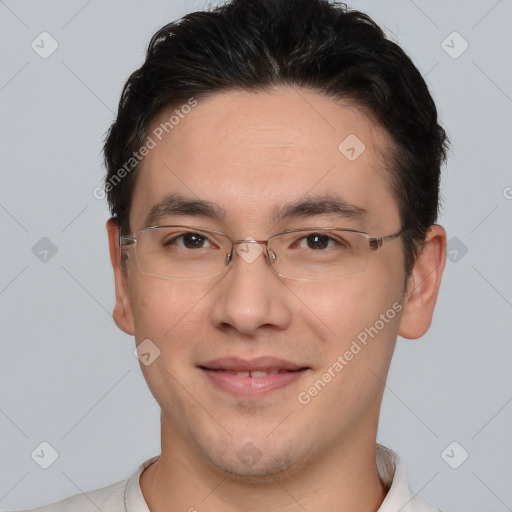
[112,87,409,477]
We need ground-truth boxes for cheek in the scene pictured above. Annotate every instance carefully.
[128,276,210,344]
[305,281,400,337]
[301,258,405,357]
[298,276,403,414]
[128,278,211,408]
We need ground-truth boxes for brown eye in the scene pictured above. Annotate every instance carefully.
[164,231,214,249]
[303,233,331,250]
[295,233,346,250]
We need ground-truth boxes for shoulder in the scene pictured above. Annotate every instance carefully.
[19,479,126,512]
[16,455,159,512]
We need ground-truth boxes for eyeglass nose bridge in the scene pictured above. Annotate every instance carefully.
[225,238,277,267]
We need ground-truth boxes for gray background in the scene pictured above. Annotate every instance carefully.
[1,0,511,510]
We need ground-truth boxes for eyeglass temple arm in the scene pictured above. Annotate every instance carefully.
[119,234,136,247]
[368,230,403,251]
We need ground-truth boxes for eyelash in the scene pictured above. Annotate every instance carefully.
[163,231,348,251]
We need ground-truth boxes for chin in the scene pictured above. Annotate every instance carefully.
[198,439,313,483]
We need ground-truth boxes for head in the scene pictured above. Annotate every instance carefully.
[103,0,448,479]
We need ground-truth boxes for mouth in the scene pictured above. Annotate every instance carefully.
[198,357,310,398]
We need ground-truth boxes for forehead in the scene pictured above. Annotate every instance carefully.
[129,87,399,233]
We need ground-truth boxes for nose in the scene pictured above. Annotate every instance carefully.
[225,239,277,269]
[208,240,292,336]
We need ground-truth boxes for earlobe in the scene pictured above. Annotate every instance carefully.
[106,218,136,335]
[398,224,446,340]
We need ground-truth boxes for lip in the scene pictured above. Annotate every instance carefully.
[200,356,306,372]
[199,356,310,398]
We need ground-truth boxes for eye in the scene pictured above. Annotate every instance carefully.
[296,232,345,250]
[164,231,215,249]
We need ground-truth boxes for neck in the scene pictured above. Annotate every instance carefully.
[140,417,388,512]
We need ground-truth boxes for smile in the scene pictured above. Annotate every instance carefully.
[199,357,310,397]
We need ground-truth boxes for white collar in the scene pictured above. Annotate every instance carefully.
[375,445,439,511]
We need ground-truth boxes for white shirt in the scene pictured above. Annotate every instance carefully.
[22,445,442,512]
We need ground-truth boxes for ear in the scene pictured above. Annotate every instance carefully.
[106,218,136,335]
[398,224,446,339]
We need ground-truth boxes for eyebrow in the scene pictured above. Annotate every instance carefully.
[272,195,367,225]
[142,193,367,229]
[143,194,225,228]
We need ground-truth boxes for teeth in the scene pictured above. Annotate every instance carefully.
[251,371,269,378]
[225,371,250,377]
[224,369,281,377]
[255,369,281,377]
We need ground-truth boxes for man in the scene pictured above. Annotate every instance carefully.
[27,0,448,510]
